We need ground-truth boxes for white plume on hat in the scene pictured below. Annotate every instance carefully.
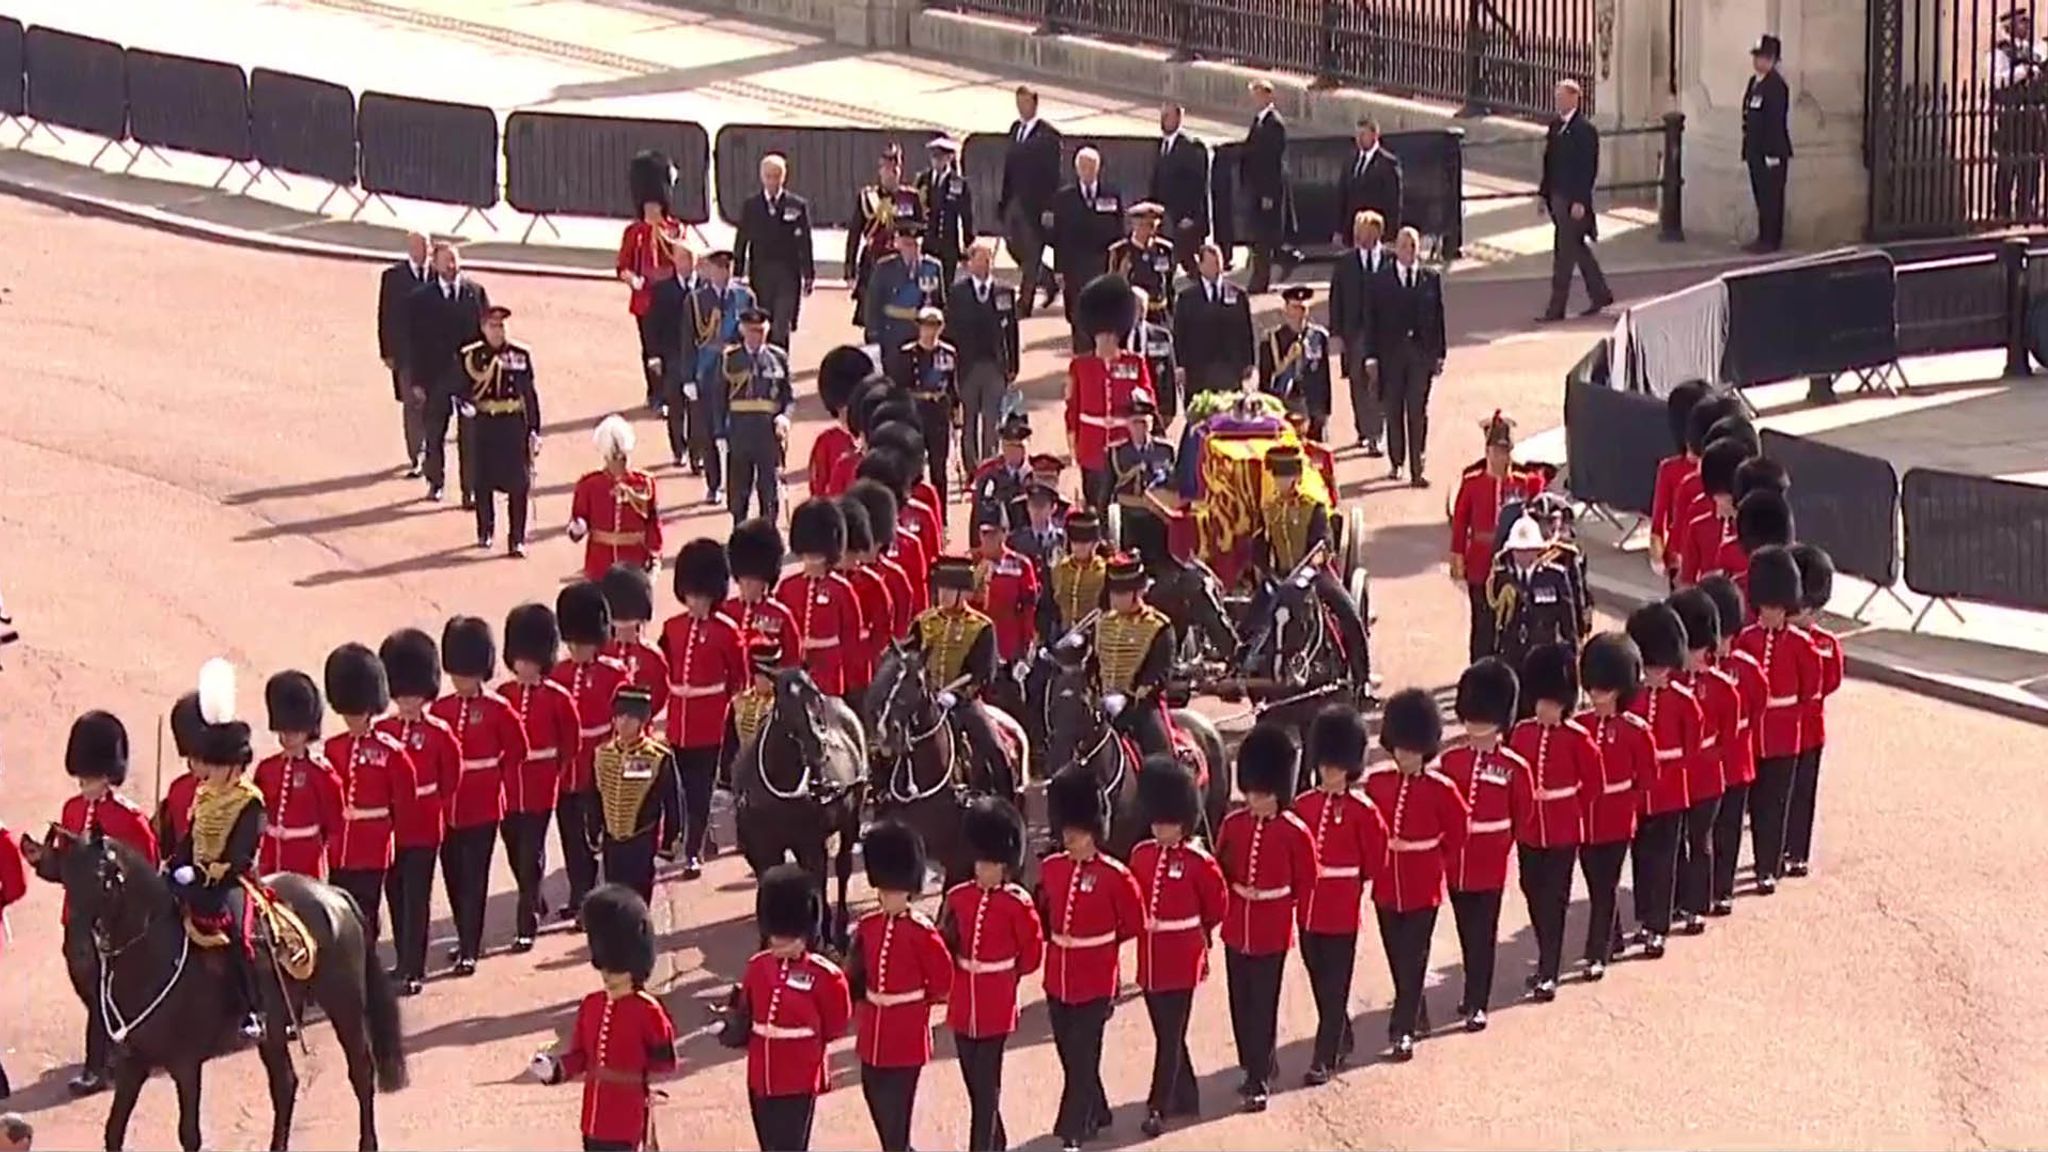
[1502,515,1548,553]
[594,414,636,459]
[198,657,238,725]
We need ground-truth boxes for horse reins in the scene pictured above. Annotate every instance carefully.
[97,909,192,1045]
[878,661,960,805]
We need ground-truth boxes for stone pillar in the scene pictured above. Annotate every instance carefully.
[1594,0,1677,186]
[1679,0,1868,247]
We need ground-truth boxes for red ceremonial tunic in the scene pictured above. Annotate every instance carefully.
[839,566,893,694]
[254,750,342,877]
[158,771,200,849]
[1439,743,1523,893]
[59,791,158,921]
[615,216,681,316]
[430,690,528,830]
[658,611,748,750]
[943,881,1043,1039]
[557,987,678,1148]
[1360,767,1469,913]
[377,712,462,848]
[1292,788,1389,937]
[499,678,581,814]
[1715,650,1765,788]
[852,909,953,1068]
[722,595,800,666]
[970,547,1041,661]
[1129,838,1226,991]
[902,498,943,573]
[775,571,865,696]
[1064,352,1149,470]
[809,425,858,500]
[572,470,664,583]
[885,532,930,618]
[1680,666,1739,802]
[1505,717,1602,848]
[1649,454,1697,560]
[1733,622,1823,759]
[1449,466,1545,586]
[1215,809,1319,955]
[1038,851,1143,1004]
[827,449,862,498]
[322,729,415,872]
[0,823,26,953]
[605,638,671,727]
[1572,710,1652,844]
[1805,625,1843,750]
[739,949,852,1097]
[1675,508,1749,590]
[550,655,628,797]
[1626,680,1702,817]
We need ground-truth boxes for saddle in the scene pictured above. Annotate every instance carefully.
[1119,725,1209,792]
[183,876,318,983]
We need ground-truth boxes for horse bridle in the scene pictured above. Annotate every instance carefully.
[1047,676,1127,805]
[759,704,818,801]
[87,849,191,1043]
[876,662,953,804]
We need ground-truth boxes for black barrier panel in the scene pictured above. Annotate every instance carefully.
[124,49,253,163]
[958,132,1161,238]
[1892,254,2004,359]
[1757,429,1899,587]
[1901,468,2048,612]
[23,28,125,139]
[1213,130,1463,260]
[0,19,24,118]
[715,125,931,230]
[1721,251,1898,386]
[1562,378,1665,516]
[503,112,709,224]
[250,69,354,185]
[358,91,497,208]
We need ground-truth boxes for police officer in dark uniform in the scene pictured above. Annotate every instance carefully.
[848,146,927,324]
[866,222,948,382]
[1107,390,1177,575]
[720,309,794,525]
[1741,35,1793,252]
[460,305,541,556]
[1485,514,1581,680]
[889,306,963,522]
[1257,286,1334,440]
[1990,7,2048,222]
[916,135,976,288]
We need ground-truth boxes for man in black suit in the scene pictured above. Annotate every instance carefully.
[1048,147,1125,352]
[1537,79,1614,322]
[1327,210,1391,456]
[405,241,492,506]
[1335,116,1403,240]
[1742,34,1793,252]
[733,152,814,350]
[945,240,1021,467]
[1172,243,1256,394]
[1242,78,1298,293]
[1365,227,1446,487]
[1149,101,1211,280]
[378,230,432,477]
[999,84,1064,317]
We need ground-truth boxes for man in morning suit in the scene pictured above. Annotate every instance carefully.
[1365,226,1446,487]
[733,153,815,350]
[1536,78,1614,322]
[406,240,492,508]
[378,230,432,477]
[1000,84,1065,317]
[1149,101,1212,281]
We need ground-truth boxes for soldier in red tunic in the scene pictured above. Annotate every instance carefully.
[378,628,462,994]
[1064,275,1150,515]
[618,150,684,411]
[1672,438,1751,588]
[1130,756,1226,1135]
[1294,706,1389,1083]
[1787,543,1842,879]
[856,455,933,615]
[602,565,671,732]
[870,424,945,565]
[1622,603,1702,957]
[778,500,866,702]
[1648,380,1709,581]
[848,821,953,1152]
[834,500,892,703]
[1735,546,1823,895]
[1506,643,1601,999]
[719,863,853,1152]
[433,615,531,975]
[1365,688,1468,1060]
[809,347,872,500]
[154,693,207,856]
[1669,588,1736,935]
[850,482,916,643]
[1699,575,1763,915]
[0,815,24,1097]
[569,415,663,582]
[725,518,799,672]
[662,540,748,877]
[255,671,341,880]
[1037,769,1143,1152]
[552,582,631,922]
[502,603,580,948]
[1448,412,1545,660]
[940,797,1041,1152]
[1574,632,1652,978]
[321,642,415,945]
[1442,658,1523,1031]
[969,501,1042,708]
[533,884,680,1151]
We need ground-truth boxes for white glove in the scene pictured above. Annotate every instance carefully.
[628,273,646,292]
[567,517,589,543]
[458,402,477,419]
[528,1051,561,1083]
[936,690,959,710]
[1292,570,1314,590]
[682,382,699,402]
[644,357,663,374]
[172,865,196,886]
[774,414,792,435]
[1011,659,1031,684]
[1103,694,1127,716]
[1057,632,1085,651]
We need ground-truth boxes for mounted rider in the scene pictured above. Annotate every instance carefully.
[1237,444,1372,690]
[1107,388,1178,579]
[1086,553,1178,761]
[904,556,1017,801]
[968,498,1041,713]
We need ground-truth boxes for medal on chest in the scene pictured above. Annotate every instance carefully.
[785,968,814,992]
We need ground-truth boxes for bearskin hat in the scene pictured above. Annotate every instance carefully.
[871,423,927,470]
[727,518,787,584]
[847,480,900,545]
[857,448,913,500]
[169,692,205,760]
[1684,394,1743,455]
[265,670,323,735]
[861,819,928,894]
[1625,602,1689,671]
[629,149,673,215]
[583,883,656,984]
[1307,704,1370,780]
[1076,273,1138,338]
[839,496,875,555]
[600,564,655,624]
[788,498,847,562]
[65,710,130,784]
[1667,587,1721,654]
[323,643,390,718]
[1235,721,1300,802]
[1734,456,1791,504]
[849,380,898,437]
[1047,767,1108,841]
[757,863,820,942]
[504,602,562,671]
[441,615,497,679]
[1736,489,1795,554]
[1665,380,1709,453]
[379,627,442,700]
[1791,542,1836,613]
[871,401,922,443]
[820,346,874,418]
[1579,632,1643,701]
[1707,415,1760,457]
[963,795,1026,871]
[1455,658,1520,729]
[556,581,613,648]
[1379,687,1444,759]
[1519,642,1580,708]
[673,539,732,604]
[1747,544,1803,612]
[1699,574,1747,639]
[1699,438,1754,498]
[1138,755,1202,829]
[191,658,254,768]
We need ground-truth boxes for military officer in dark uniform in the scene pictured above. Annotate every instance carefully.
[1012,477,1068,573]
[916,135,976,288]
[1236,445,1371,689]
[888,306,963,521]
[1107,391,1177,576]
[592,683,683,902]
[1485,514,1581,676]
[1257,286,1334,440]
[461,305,542,557]
[908,555,1017,800]
[866,223,948,381]
[848,146,926,324]
[1741,35,1794,252]
[1108,203,1178,330]
[1242,78,1298,293]
[1127,286,1182,432]
[721,309,795,525]
[1091,553,1178,761]
[1525,491,1594,643]
[971,415,1035,531]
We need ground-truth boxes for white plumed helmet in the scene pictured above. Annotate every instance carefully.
[594,414,636,460]
[197,657,238,725]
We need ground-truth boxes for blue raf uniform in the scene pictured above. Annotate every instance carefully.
[720,308,794,527]
[865,223,948,380]
[686,253,756,498]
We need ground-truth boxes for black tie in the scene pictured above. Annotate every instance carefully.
[1083,184,1093,203]
[1356,153,1367,177]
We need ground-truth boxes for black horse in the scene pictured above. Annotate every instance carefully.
[865,643,1030,889]
[731,667,867,950]
[21,828,406,1152]
[1145,562,1240,672]
[1041,655,1230,860]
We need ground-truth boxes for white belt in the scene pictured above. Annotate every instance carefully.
[865,989,925,1007]
[1601,779,1634,796]
[1766,695,1798,708]
[461,756,497,771]
[1699,736,1718,751]
[1148,915,1202,932]
[1051,931,1116,949]
[1469,818,1511,834]
[1233,884,1292,901]
[1654,748,1684,762]
[527,747,558,760]
[343,806,391,821]
[1535,785,1578,802]
[264,825,320,841]
[415,783,439,798]
[803,637,840,650]
[753,1023,816,1040]
[1735,718,1752,733]
[1390,836,1440,853]
[580,724,610,739]
[957,957,1015,974]
[1077,413,1116,428]
[1317,866,1361,879]
[672,684,725,699]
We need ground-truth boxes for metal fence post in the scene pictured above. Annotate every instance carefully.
[1038,0,1061,36]
[1167,0,1195,60]
[1658,111,1685,243]
[2002,236,2032,378]
[1311,0,1342,89]
[1443,126,1466,260]
[1459,0,1485,116]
